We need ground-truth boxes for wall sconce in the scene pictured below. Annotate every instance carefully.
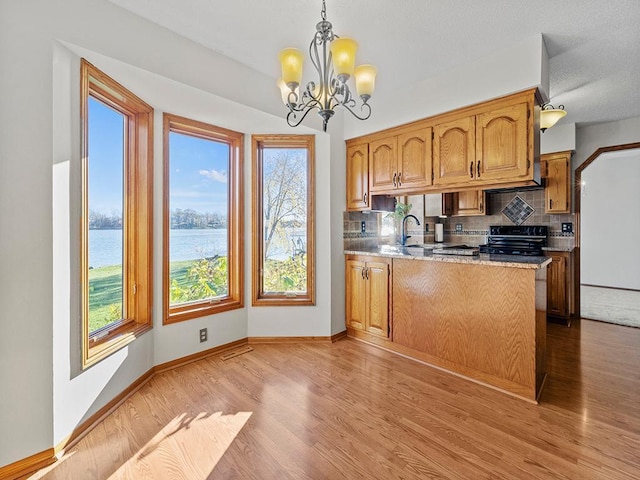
[540,104,567,132]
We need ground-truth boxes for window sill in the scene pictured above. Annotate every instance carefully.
[83,322,153,369]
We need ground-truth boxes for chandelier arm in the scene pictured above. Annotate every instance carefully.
[286,105,318,128]
[338,101,373,121]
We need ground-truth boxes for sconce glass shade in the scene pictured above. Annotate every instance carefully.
[330,37,358,81]
[278,48,304,88]
[540,104,567,132]
[354,65,377,101]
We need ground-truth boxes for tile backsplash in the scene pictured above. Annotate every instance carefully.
[344,189,576,251]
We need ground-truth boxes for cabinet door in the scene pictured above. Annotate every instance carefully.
[346,143,369,211]
[547,253,567,318]
[345,259,367,330]
[365,260,390,337]
[369,137,397,192]
[476,102,529,181]
[544,153,570,213]
[433,116,476,185]
[397,127,432,191]
[455,190,486,216]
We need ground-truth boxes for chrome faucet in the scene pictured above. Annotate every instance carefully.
[401,214,421,246]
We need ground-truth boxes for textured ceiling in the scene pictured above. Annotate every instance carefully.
[108,0,640,127]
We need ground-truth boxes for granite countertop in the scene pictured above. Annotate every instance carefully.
[542,246,575,252]
[344,245,552,269]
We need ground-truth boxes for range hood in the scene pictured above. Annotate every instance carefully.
[484,160,544,193]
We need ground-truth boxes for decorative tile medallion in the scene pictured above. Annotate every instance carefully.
[502,195,534,225]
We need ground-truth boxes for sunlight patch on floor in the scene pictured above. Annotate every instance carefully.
[108,411,252,480]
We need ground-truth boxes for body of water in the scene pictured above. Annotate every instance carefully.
[89,229,228,268]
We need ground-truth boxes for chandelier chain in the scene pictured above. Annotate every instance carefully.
[321,0,326,21]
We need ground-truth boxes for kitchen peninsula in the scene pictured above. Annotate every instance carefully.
[344,247,551,402]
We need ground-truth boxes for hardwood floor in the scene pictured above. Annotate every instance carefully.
[25,319,640,480]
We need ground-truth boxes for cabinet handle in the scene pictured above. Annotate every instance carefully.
[550,199,553,209]
[477,160,481,178]
[361,268,365,280]
[469,161,474,178]
[392,172,397,187]
[363,192,367,205]
[397,171,402,186]
[365,268,369,280]
[480,202,483,213]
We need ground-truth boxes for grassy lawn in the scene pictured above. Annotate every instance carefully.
[88,260,197,332]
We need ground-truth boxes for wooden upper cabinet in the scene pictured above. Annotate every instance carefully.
[476,102,529,181]
[348,89,538,195]
[433,115,476,185]
[456,190,486,216]
[396,127,433,192]
[369,127,432,194]
[369,137,397,192]
[444,189,486,216]
[542,151,571,214]
[346,143,370,211]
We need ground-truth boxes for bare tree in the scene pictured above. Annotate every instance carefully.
[262,149,307,259]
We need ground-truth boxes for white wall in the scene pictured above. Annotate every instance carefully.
[1,0,339,468]
[580,148,640,289]
[574,116,640,294]
[574,116,640,172]
[540,123,576,154]
[344,34,549,139]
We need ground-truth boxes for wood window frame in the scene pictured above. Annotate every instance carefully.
[81,59,154,368]
[163,113,244,324]
[251,135,316,306]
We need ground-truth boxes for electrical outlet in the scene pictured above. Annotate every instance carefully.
[562,222,573,234]
[455,223,463,232]
[199,328,208,343]
[361,221,366,233]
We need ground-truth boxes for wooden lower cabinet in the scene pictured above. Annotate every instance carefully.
[345,256,390,338]
[391,258,546,401]
[546,250,573,325]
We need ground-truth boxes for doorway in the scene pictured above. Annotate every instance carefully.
[576,143,640,327]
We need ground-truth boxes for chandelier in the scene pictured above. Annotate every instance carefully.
[540,103,567,132]
[277,0,377,132]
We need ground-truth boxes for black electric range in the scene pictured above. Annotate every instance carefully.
[479,225,548,256]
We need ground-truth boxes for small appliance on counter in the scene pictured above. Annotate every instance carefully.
[434,223,444,243]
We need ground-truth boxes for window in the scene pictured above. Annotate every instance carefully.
[81,59,153,368]
[252,135,315,305]
[163,114,244,323]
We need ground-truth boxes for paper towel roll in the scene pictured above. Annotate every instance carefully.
[435,223,444,243]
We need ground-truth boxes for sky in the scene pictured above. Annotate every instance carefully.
[88,96,229,217]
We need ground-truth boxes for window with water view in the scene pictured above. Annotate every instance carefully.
[87,96,124,333]
[252,135,315,305]
[81,59,153,367]
[163,114,243,323]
